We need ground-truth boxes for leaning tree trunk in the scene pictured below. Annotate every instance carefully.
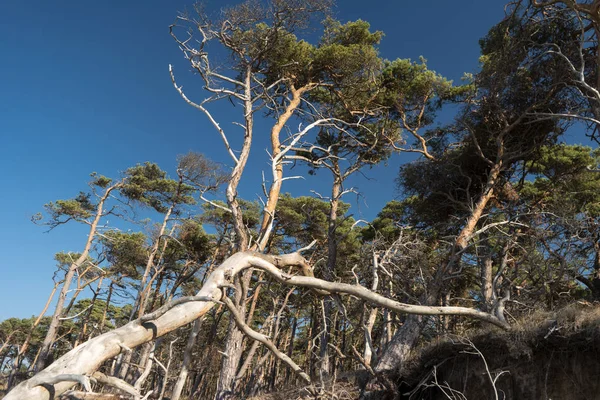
[217,80,314,399]
[7,280,59,387]
[363,252,380,367]
[480,233,494,312]
[73,276,104,348]
[375,162,502,374]
[35,184,119,372]
[6,247,508,400]
[216,289,248,399]
[4,251,254,400]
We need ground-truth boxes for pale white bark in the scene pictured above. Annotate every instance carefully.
[363,252,380,366]
[222,297,311,384]
[246,256,509,328]
[170,319,202,400]
[5,248,508,399]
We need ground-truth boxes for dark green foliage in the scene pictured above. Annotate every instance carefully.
[9,3,600,398]
[89,173,112,188]
[41,192,96,224]
[121,162,196,213]
[53,252,83,271]
[101,231,148,279]
[273,194,337,245]
[177,219,212,262]
[0,317,51,367]
[468,4,578,162]
[162,219,213,267]
[381,57,472,121]
[32,171,120,229]
[361,200,406,242]
[68,299,128,332]
[522,144,600,216]
[302,22,466,171]
[201,199,261,233]
[53,252,100,282]
[398,147,493,229]
[313,19,383,89]
[205,0,331,84]
[252,25,316,86]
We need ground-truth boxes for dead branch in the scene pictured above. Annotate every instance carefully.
[90,372,140,399]
[247,255,511,329]
[5,242,508,399]
[222,296,312,384]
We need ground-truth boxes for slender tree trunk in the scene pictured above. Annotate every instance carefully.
[127,200,180,383]
[373,314,423,372]
[35,184,118,372]
[219,85,311,396]
[454,163,502,252]
[364,252,379,366]
[136,204,174,319]
[99,281,114,334]
[0,333,16,361]
[148,271,166,314]
[591,245,600,300]
[256,85,309,249]
[236,341,260,383]
[283,312,298,384]
[219,82,311,397]
[216,67,254,399]
[36,261,83,372]
[9,280,59,383]
[218,329,245,398]
[481,235,494,312]
[320,168,342,377]
[306,306,316,377]
[74,276,104,348]
[62,273,103,318]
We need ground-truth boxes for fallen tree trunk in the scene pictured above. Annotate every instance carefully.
[6,249,508,399]
[4,251,243,400]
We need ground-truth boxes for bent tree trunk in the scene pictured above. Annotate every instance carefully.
[4,251,244,400]
[6,249,507,400]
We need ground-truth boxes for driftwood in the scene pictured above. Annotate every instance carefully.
[5,248,508,400]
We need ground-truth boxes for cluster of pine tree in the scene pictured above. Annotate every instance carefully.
[3,1,600,399]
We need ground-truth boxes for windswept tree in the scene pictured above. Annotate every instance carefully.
[167,1,461,393]
[8,2,597,400]
[32,173,124,372]
[527,0,600,142]
[120,161,196,319]
[374,1,578,371]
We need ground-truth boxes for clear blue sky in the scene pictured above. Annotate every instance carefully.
[0,0,508,320]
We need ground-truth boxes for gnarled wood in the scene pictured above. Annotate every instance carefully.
[5,248,507,399]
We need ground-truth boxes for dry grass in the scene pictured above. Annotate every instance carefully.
[397,303,600,399]
[247,380,360,400]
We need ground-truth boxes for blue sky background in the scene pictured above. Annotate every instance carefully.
[0,0,510,320]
